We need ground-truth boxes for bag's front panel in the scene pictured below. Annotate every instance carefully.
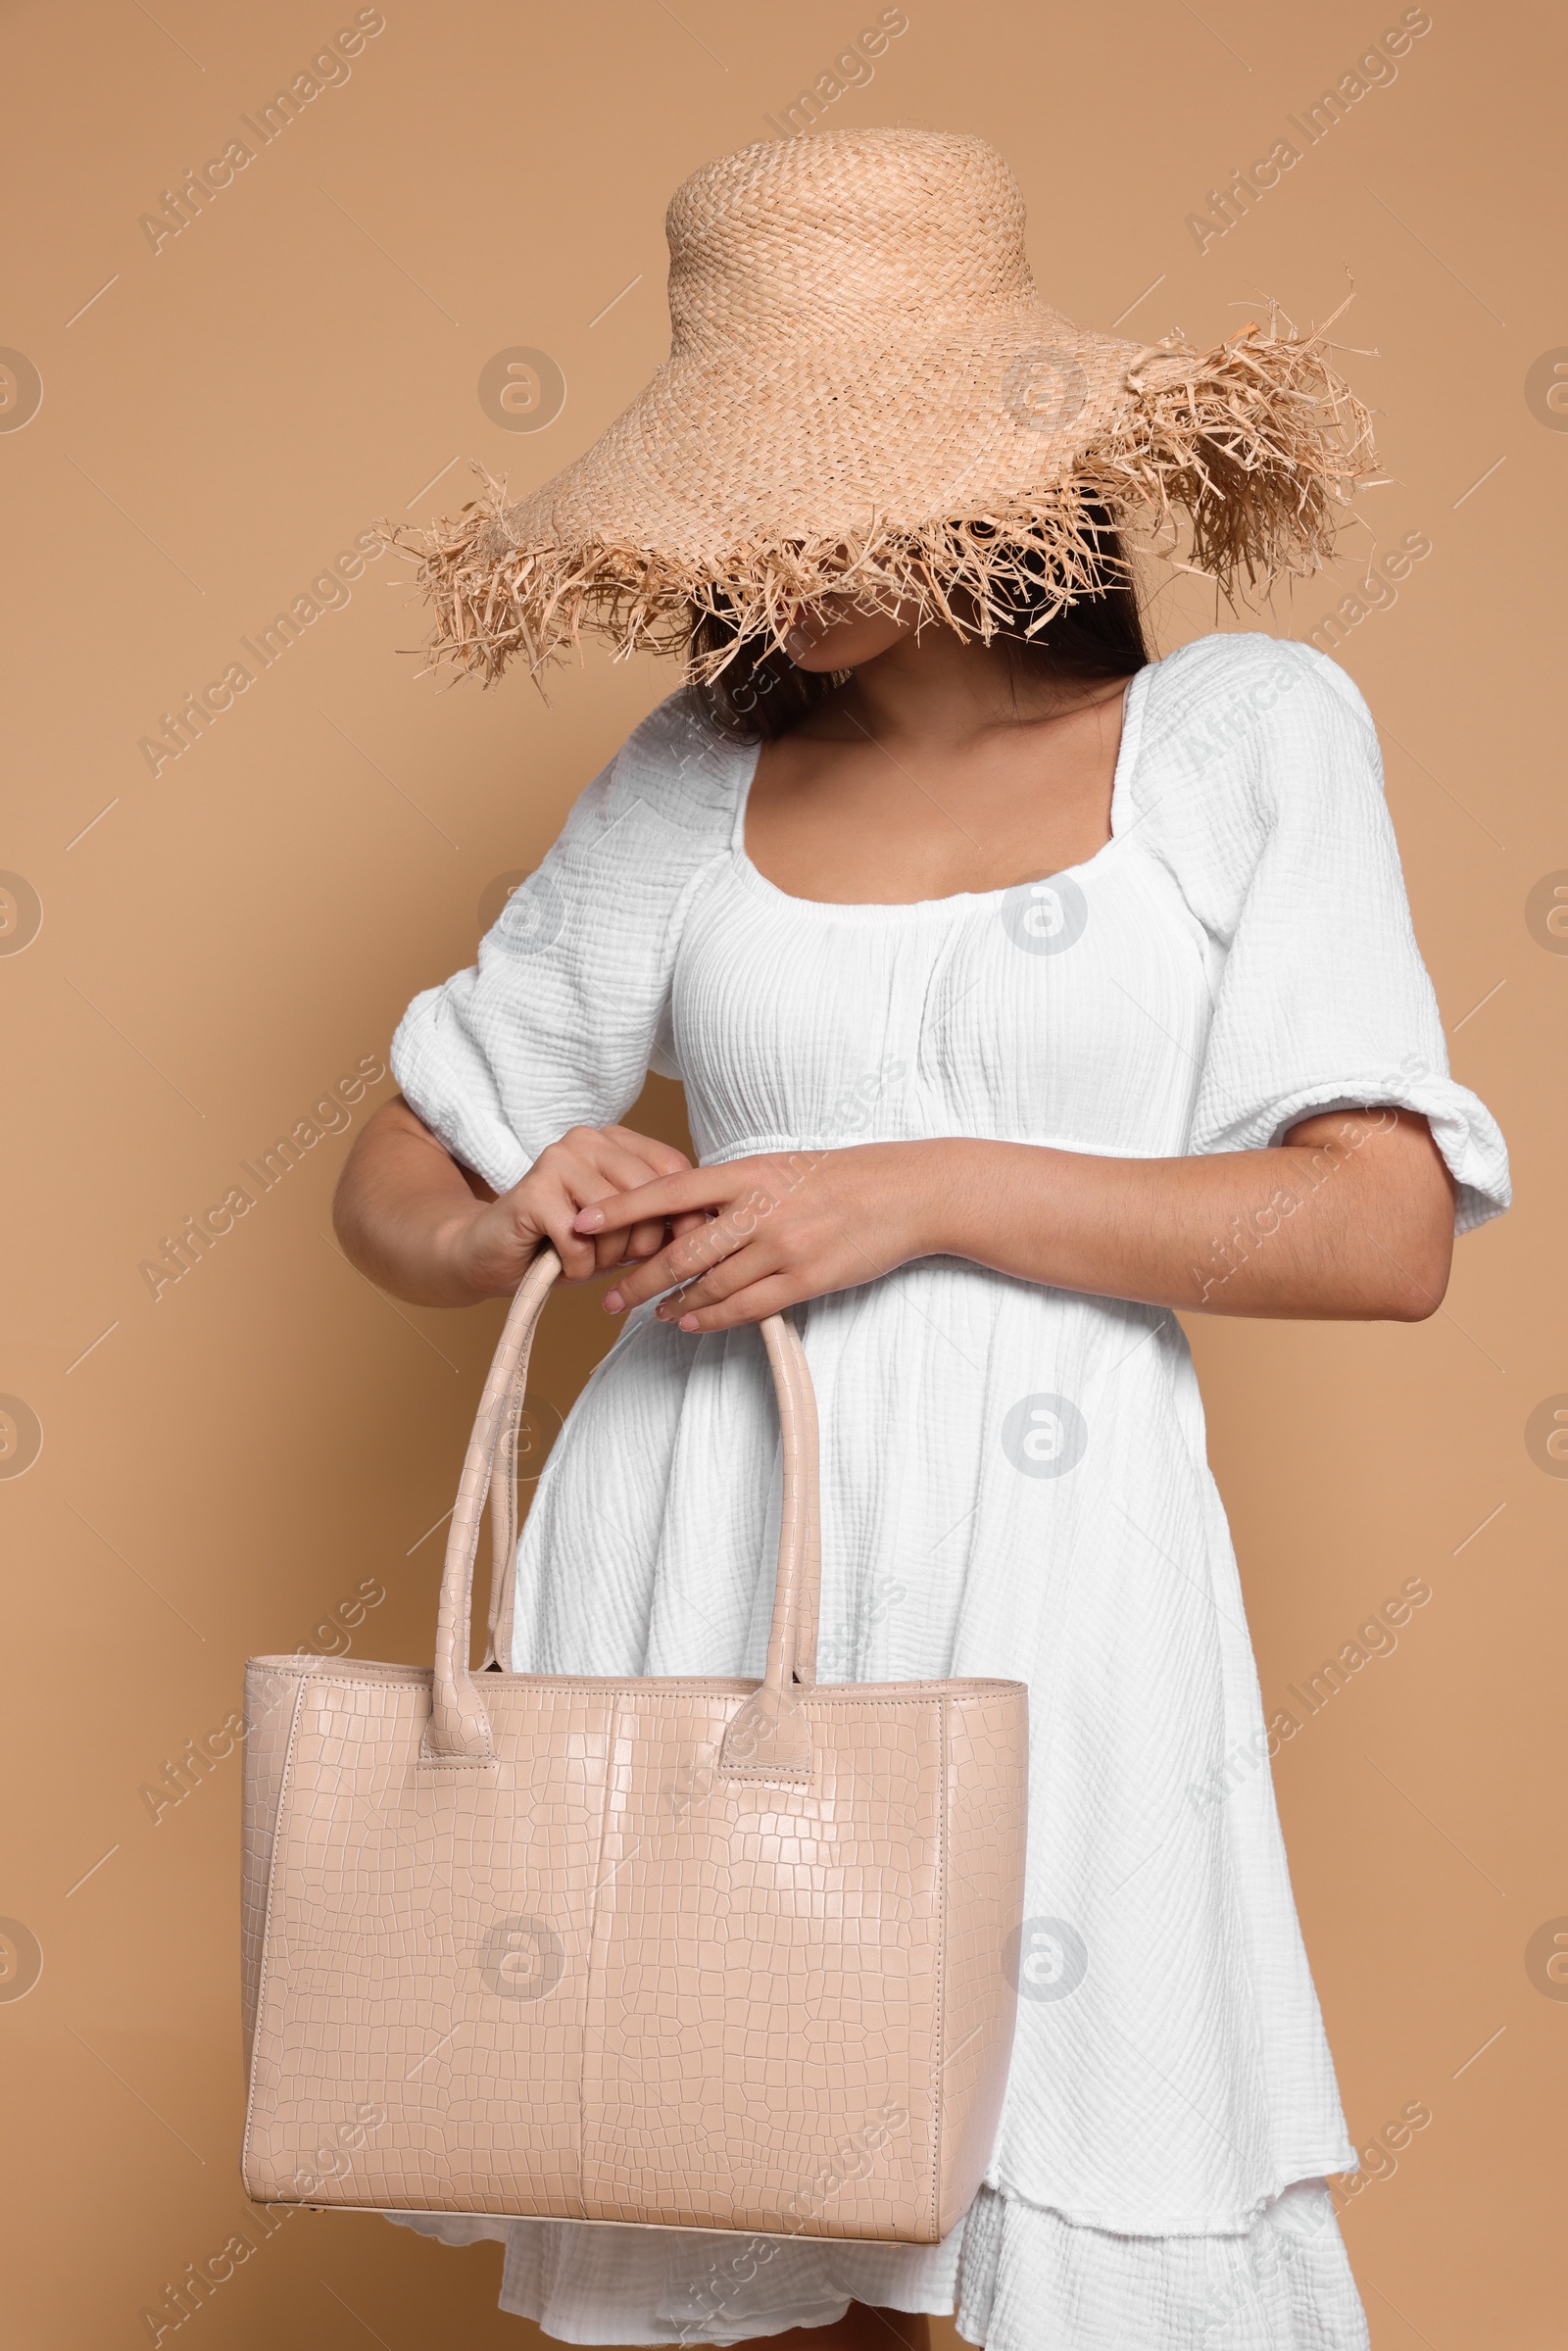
[241,1657,433,2049]
[244,1674,616,2216]
[935,1689,1029,2233]
[580,1693,945,2240]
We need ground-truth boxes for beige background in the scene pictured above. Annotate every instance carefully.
[2,1,1563,2343]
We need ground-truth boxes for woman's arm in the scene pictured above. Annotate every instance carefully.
[574,1109,1457,1331]
[331,1096,703,1305]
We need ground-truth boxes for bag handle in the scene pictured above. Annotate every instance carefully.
[423,1248,821,1779]
[480,1280,820,1700]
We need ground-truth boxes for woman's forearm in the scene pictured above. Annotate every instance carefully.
[333,1096,496,1305]
[922,1108,1455,1321]
[578,1107,1458,1332]
[342,1099,1456,1331]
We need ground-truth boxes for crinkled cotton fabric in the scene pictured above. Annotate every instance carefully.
[387,2177,1367,2347]
[388,632,1508,2343]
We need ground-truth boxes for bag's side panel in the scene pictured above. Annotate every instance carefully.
[934,1688,1029,2237]
[580,1692,944,2242]
[243,1677,614,2216]
[242,1663,311,2055]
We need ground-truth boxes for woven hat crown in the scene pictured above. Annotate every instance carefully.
[665,130,1037,356]
[390,126,1377,686]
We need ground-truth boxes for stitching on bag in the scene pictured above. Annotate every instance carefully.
[273,1674,1024,1704]
[484,1305,544,1662]
[419,1700,494,1768]
[930,1690,949,2236]
[441,1269,551,1760]
[712,1767,812,1785]
[309,2201,929,2240]
[240,1673,310,2193]
[578,1693,619,2218]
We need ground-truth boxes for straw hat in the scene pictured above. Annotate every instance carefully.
[391,127,1375,686]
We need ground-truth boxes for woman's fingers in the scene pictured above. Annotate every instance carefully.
[580,1141,682,1200]
[579,1152,679,1276]
[617,1219,663,1262]
[599,1129,695,1252]
[654,1243,776,1321]
[577,1164,733,1236]
[661,1269,806,1334]
[586,1133,696,1266]
[600,1126,693,1180]
[531,1136,688,1281]
[525,1182,600,1282]
[484,1128,700,1298]
[604,1209,748,1313]
[491,1127,714,1292]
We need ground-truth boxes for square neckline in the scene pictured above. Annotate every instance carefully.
[729,658,1154,918]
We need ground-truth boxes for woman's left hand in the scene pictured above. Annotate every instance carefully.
[573,1142,955,1331]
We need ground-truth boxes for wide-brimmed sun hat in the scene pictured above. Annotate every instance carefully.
[390,127,1376,686]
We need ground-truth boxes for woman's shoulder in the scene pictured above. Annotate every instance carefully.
[578,686,751,843]
[533,688,751,930]
[1134,629,1377,768]
[1122,631,1390,921]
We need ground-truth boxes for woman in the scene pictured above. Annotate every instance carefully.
[336,130,1507,2350]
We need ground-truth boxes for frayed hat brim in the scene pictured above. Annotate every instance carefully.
[383,304,1377,689]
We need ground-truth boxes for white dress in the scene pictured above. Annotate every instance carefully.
[387,632,1509,2348]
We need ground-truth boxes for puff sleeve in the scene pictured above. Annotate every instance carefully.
[1130,635,1509,1234]
[390,691,739,1193]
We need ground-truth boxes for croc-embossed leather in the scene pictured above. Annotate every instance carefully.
[242,1249,1028,2239]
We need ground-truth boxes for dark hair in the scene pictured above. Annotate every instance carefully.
[691,508,1151,743]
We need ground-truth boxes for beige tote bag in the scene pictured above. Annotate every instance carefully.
[242,1248,1029,2241]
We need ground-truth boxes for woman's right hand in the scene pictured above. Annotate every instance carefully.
[333,1096,704,1307]
[447,1122,704,1295]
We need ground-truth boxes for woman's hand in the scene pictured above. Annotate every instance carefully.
[449,1123,709,1295]
[573,1143,956,1331]
[332,1098,706,1306]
